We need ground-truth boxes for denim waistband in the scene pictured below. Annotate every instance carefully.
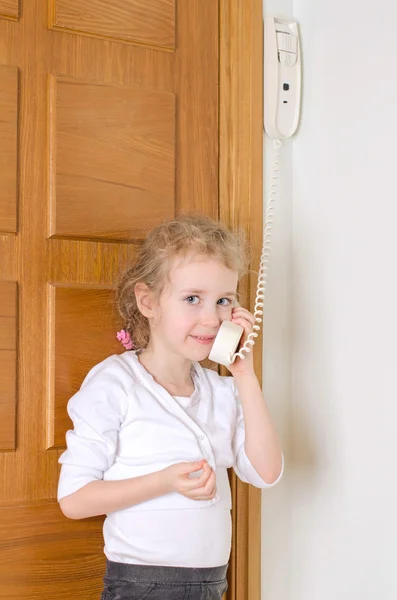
[105,559,228,584]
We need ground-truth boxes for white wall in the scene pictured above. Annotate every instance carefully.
[261,2,294,599]
[262,1,397,599]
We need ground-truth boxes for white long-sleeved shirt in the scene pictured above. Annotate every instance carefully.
[58,350,283,567]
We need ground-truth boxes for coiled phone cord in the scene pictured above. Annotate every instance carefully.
[230,138,282,363]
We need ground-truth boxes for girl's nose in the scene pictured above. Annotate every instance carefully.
[200,308,223,328]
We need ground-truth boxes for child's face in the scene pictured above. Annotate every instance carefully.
[152,254,238,360]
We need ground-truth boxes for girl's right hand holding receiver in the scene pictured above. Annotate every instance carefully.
[161,459,217,501]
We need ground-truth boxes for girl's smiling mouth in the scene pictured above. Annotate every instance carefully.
[191,335,215,344]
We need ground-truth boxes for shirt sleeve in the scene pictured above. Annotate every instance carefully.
[57,362,128,501]
[230,377,284,489]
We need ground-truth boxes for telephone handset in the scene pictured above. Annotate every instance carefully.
[208,17,301,370]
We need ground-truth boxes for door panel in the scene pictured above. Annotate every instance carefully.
[0,64,18,233]
[0,0,18,20]
[50,77,176,240]
[0,281,17,450]
[0,1,219,597]
[50,284,122,449]
[51,0,176,48]
[0,503,104,599]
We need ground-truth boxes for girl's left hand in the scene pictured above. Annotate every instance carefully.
[227,306,256,378]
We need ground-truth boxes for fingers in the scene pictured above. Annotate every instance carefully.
[201,468,216,496]
[183,460,207,474]
[195,472,217,500]
[177,460,217,500]
[231,307,255,327]
[184,462,210,489]
[186,464,217,499]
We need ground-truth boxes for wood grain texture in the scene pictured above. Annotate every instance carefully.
[0,0,220,597]
[49,239,137,286]
[50,77,176,241]
[175,0,219,218]
[50,285,123,448]
[0,0,18,20]
[51,30,174,93]
[52,0,175,49]
[219,0,264,598]
[0,64,18,233]
[0,502,105,599]
[0,236,18,282]
[0,18,19,67]
[0,281,17,450]
[0,352,17,450]
[0,0,265,597]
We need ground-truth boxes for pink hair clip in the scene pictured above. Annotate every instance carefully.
[116,329,135,350]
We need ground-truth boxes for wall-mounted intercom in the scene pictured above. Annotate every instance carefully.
[209,17,301,369]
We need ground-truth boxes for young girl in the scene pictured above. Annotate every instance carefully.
[58,214,283,600]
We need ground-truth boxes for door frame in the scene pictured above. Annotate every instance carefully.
[219,1,263,599]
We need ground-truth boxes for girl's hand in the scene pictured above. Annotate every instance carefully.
[227,306,256,378]
[161,460,217,501]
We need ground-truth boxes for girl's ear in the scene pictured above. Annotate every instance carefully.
[134,282,157,319]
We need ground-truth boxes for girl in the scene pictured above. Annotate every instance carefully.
[58,214,283,600]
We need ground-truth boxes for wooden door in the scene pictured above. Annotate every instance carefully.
[0,1,219,598]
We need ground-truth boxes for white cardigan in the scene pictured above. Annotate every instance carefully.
[58,351,283,566]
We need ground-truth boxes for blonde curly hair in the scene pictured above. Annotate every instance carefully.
[116,213,250,350]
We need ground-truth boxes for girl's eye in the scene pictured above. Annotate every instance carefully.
[217,298,231,306]
[185,296,232,306]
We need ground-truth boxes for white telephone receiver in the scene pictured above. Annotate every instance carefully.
[209,17,301,369]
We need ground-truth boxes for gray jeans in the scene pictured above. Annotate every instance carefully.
[101,559,228,600]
